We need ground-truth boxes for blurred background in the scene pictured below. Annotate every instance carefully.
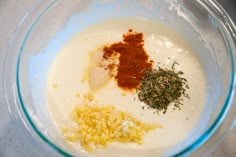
[0,0,235,156]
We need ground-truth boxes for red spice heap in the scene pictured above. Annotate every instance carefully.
[103,30,153,90]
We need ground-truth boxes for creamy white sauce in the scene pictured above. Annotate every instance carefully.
[47,18,206,157]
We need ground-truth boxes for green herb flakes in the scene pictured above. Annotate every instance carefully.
[137,66,189,113]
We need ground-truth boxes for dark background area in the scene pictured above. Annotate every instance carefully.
[217,0,236,22]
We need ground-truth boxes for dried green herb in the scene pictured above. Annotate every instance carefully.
[137,66,189,113]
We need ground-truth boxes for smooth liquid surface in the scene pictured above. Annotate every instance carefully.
[47,18,206,157]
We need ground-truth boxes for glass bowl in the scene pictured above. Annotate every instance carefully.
[3,0,236,156]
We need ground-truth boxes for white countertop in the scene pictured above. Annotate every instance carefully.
[0,0,235,156]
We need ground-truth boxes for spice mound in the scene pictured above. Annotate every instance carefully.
[102,29,153,90]
[63,104,161,152]
[138,67,189,113]
[87,29,190,113]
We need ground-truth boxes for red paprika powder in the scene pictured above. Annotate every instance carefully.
[103,30,153,90]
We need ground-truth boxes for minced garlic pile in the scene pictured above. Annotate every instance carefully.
[63,104,161,152]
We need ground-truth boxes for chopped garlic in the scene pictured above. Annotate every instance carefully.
[75,93,80,98]
[52,83,59,89]
[63,104,162,152]
[83,92,95,102]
